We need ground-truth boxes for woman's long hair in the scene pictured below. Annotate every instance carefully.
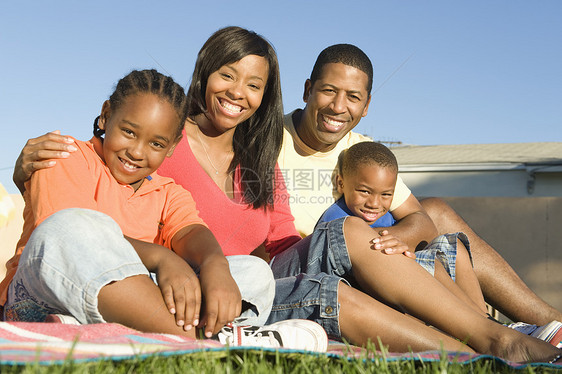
[187,26,284,210]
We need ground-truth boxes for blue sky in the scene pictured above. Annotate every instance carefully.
[1,1,561,193]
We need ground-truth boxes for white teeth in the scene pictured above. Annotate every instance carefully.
[221,100,242,113]
[323,116,344,127]
[363,211,378,219]
[122,160,138,170]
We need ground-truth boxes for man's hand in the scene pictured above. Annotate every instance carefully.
[371,229,416,259]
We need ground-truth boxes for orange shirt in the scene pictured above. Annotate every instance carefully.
[0,136,206,304]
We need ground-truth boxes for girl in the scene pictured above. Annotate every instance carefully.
[2,69,241,338]
[1,69,326,351]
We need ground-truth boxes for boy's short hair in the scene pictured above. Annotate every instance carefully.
[339,141,398,176]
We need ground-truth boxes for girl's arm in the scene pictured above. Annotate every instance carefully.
[124,236,203,332]
[171,224,241,338]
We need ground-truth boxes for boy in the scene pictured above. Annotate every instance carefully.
[318,141,488,314]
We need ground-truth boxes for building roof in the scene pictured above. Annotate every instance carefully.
[390,142,562,167]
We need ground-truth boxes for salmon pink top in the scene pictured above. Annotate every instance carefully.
[158,132,301,257]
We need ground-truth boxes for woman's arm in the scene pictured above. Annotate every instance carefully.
[13,131,77,193]
[263,165,302,258]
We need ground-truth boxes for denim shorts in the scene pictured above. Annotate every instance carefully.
[267,217,470,339]
[267,217,351,338]
[4,208,274,326]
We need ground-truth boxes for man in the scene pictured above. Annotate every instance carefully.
[277,43,562,326]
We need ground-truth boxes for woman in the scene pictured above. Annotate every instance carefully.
[157,26,301,259]
[12,26,561,363]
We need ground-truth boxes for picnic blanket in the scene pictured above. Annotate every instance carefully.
[0,322,560,369]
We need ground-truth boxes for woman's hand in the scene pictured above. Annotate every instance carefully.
[14,130,77,193]
[198,255,242,338]
[371,229,416,259]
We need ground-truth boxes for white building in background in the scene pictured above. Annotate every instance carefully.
[391,142,562,198]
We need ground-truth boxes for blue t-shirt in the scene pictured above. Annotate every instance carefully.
[317,197,396,229]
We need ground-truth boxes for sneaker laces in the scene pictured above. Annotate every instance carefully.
[241,329,282,348]
[219,325,283,348]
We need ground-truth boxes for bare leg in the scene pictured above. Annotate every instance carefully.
[343,216,561,362]
[338,282,474,353]
[451,240,488,315]
[433,259,487,316]
[98,275,196,338]
[421,197,562,325]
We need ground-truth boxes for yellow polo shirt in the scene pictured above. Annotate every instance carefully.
[278,110,411,236]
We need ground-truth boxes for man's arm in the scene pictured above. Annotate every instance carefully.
[381,194,438,252]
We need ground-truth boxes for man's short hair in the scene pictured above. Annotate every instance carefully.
[310,44,373,94]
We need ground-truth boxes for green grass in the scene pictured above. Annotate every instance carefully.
[1,347,560,373]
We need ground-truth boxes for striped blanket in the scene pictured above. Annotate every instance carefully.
[0,322,559,369]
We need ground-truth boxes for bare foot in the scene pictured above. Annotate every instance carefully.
[490,332,561,363]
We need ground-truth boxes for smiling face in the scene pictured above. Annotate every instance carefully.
[337,162,396,225]
[201,54,269,135]
[299,63,371,152]
[98,93,181,191]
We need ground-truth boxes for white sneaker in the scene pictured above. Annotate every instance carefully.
[509,320,562,348]
[217,319,328,352]
[531,320,562,348]
[508,321,539,335]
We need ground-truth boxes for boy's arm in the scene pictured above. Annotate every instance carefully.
[379,194,438,252]
[171,224,241,338]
